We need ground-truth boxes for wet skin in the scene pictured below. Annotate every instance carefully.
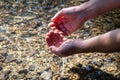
[46,0,120,57]
[46,30,86,57]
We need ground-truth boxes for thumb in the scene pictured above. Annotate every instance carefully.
[50,46,63,57]
[51,10,64,21]
[49,46,59,53]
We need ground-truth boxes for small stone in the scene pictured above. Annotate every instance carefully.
[60,77,70,80]
[11,31,16,34]
[51,65,59,72]
[29,65,35,71]
[53,75,59,80]
[85,64,94,72]
[12,75,18,79]
[97,71,102,76]
[39,77,44,80]
[18,69,28,74]
[4,70,11,80]
[4,54,16,63]
[106,57,113,63]
[53,55,60,62]
[0,38,4,42]
[92,61,103,67]
[17,74,25,79]
[0,26,6,32]
[84,32,90,36]
[107,66,117,72]
[65,68,70,71]
[37,72,42,75]
[1,53,8,57]
[40,71,52,80]
[45,67,51,71]
[12,46,18,51]
[0,66,3,71]
[0,73,5,80]
[16,60,23,64]
[0,55,5,62]
[34,22,42,29]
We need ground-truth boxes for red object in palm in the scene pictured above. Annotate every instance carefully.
[45,30,73,57]
[51,16,69,36]
[46,30,67,49]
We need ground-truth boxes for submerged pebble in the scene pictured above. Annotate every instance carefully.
[16,59,23,64]
[0,66,3,71]
[18,69,28,74]
[85,64,94,72]
[4,54,16,63]
[29,65,35,71]
[40,71,52,80]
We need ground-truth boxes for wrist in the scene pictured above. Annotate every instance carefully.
[73,39,90,53]
[74,3,90,22]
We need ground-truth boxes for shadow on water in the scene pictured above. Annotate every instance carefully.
[61,63,120,80]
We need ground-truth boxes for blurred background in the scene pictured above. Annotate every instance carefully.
[0,0,120,80]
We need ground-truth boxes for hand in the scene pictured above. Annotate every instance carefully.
[48,6,87,36]
[45,30,85,57]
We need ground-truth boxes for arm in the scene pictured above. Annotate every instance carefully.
[50,0,120,35]
[76,0,120,20]
[46,29,120,57]
[76,29,120,53]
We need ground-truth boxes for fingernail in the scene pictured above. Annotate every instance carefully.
[63,38,67,41]
[51,27,56,30]
[49,47,52,51]
[51,17,54,21]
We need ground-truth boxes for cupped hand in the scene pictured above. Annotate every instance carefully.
[45,30,85,57]
[48,7,86,36]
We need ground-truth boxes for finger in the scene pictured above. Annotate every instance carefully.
[57,23,64,31]
[51,26,57,30]
[46,31,55,46]
[63,37,67,41]
[48,22,56,27]
[61,20,72,34]
[52,18,68,36]
[54,29,64,38]
[50,32,59,45]
[53,33,59,41]
[59,16,65,20]
[46,32,50,37]
[54,31,64,41]
[54,30,65,41]
[58,31,64,35]
[54,31,62,41]
[48,23,58,30]
[52,23,66,35]
[54,29,61,34]
[49,46,58,53]
[46,36,52,46]
[55,23,67,36]
[60,26,68,36]
[45,33,50,43]
[49,21,63,33]
[50,46,62,57]
[51,10,64,21]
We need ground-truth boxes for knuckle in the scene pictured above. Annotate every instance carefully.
[60,8,66,13]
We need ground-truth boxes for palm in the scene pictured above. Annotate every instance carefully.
[46,31,74,57]
[46,31,68,48]
[46,32,65,47]
[49,7,85,35]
